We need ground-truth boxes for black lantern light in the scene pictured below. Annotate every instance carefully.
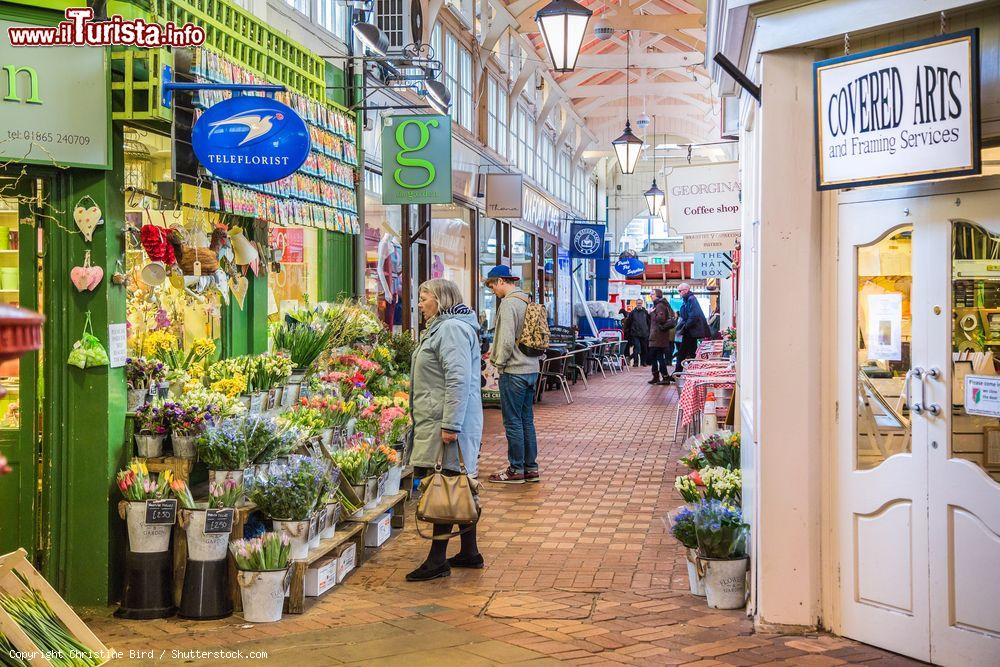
[611,31,643,174]
[643,115,664,216]
[535,0,593,72]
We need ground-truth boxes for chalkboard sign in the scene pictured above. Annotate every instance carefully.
[145,499,178,525]
[204,508,235,535]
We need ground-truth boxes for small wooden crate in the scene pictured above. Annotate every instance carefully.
[0,549,112,666]
[344,490,409,548]
[282,523,364,614]
[134,456,195,483]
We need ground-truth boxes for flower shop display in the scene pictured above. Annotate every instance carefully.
[317,300,382,350]
[319,490,342,540]
[195,415,273,486]
[133,402,169,457]
[248,457,333,559]
[174,478,236,620]
[250,352,293,409]
[669,507,705,596]
[231,533,292,623]
[699,467,742,506]
[271,309,334,373]
[691,499,750,610]
[162,401,219,459]
[126,357,165,411]
[680,431,740,471]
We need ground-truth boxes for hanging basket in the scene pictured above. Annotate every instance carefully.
[175,245,219,275]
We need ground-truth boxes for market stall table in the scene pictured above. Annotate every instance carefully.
[696,340,725,359]
[679,371,736,427]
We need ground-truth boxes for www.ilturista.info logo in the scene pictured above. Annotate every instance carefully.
[6,8,205,48]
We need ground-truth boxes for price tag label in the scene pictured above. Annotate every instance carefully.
[307,514,318,542]
[249,393,265,414]
[203,508,235,534]
[317,507,328,533]
[145,499,177,525]
[377,474,387,498]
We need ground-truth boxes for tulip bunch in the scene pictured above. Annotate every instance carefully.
[230,533,291,571]
[117,461,171,501]
[209,478,243,509]
[169,478,196,509]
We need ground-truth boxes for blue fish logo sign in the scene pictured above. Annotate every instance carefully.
[192,96,311,184]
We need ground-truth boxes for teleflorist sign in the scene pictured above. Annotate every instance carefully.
[381,114,452,205]
[814,30,980,190]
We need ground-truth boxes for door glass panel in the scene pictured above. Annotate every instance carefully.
[951,221,1000,483]
[0,195,21,429]
[479,217,498,330]
[856,227,913,470]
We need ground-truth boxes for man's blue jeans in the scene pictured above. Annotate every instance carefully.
[499,372,539,473]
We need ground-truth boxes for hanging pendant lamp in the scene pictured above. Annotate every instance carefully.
[535,0,593,72]
[644,115,664,216]
[612,31,643,174]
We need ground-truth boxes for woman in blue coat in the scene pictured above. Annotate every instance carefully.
[407,278,485,581]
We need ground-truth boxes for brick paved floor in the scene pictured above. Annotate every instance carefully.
[86,369,923,666]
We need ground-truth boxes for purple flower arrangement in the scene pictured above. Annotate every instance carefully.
[134,402,169,435]
[126,357,166,390]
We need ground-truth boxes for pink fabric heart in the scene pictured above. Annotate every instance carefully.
[70,266,90,291]
[86,266,103,290]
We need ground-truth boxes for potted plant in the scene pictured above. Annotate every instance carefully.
[126,357,163,411]
[195,415,269,487]
[249,457,329,560]
[271,310,334,403]
[251,419,301,477]
[692,499,750,610]
[231,533,292,623]
[173,478,241,562]
[250,353,294,410]
[328,445,370,505]
[668,507,705,596]
[134,402,168,458]
[163,401,217,459]
[700,466,742,506]
[116,461,172,553]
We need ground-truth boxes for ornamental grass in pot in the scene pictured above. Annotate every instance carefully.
[692,499,750,610]
[231,533,292,623]
[249,457,331,560]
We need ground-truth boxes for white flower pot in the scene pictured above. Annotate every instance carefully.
[320,503,341,540]
[272,519,310,560]
[237,569,289,623]
[180,509,230,561]
[701,556,748,609]
[270,386,284,410]
[171,434,198,459]
[125,501,171,553]
[685,548,706,597]
[135,434,165,458]
[127,387,147,412]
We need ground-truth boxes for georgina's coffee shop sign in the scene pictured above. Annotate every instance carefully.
[814,30,980,190]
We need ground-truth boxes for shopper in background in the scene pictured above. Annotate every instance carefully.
[620,305,634,361]
[648,289,677,385]
[626,303,650,367]
[407,278,485,581]
[675,282,711,370]
[483,266,541,484]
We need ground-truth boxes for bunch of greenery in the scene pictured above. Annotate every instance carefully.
[195,416,270,470]
[271,309,334,370]
[669,507,699,550]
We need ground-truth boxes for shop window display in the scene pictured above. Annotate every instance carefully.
[512,227,534,299]
[544,242,557,325]
[0,196,23,428]
[268,226,319,316]
[479,218,499,330]
[431,205,473,305]
[364,172,403,331]
[855,227,912,470]
[951,221,1000,482]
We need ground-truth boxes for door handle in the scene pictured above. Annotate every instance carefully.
[905,368,924,415]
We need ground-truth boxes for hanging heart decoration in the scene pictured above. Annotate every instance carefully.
[230,274,249,309]
[70,250,103,292]
[72,197,104,242]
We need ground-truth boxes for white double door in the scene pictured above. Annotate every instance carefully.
[837,185,1000,665]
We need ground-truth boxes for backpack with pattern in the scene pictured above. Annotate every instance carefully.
[511,293,550,356]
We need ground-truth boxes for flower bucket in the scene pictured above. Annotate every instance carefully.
[210,469,245,488]
[127,387,147,412]
[124,501,171,553]
[171,434,198,459]
[363,476,379,510]
[135,434,165,458]
[179,508,230,561]
[237,569,290,623]
[685,548,706,597]
[157,382,169,400]
[699,556,748,609]
[349,483,366,504]
[320,502,341,540]
[383,466,402,496]
[272,519,310,560]
[238,394,252,410]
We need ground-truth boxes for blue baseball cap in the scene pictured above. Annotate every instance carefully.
[485,265,519,281]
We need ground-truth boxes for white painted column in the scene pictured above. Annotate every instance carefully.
[752,49,823,630]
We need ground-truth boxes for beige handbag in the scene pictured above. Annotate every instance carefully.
[415,440,481,540]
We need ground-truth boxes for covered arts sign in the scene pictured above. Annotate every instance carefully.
[814,30,980,190]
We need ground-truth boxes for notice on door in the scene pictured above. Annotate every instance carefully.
[965,375,1000,418]
[866,293,902,361]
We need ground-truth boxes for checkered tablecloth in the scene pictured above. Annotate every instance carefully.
[696,340,725,359]
[679,374,736,427]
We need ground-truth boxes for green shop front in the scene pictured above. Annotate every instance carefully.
[0,0,360,607]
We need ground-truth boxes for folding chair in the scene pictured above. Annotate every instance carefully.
[536,353,573,404]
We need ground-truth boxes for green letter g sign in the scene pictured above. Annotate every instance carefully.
[393,119,439,189]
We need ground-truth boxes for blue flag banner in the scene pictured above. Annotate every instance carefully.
[569,223,606,259]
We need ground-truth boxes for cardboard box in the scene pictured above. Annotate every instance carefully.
[364,511,392,547]
[336,542,357,583]
[304,556,339,597]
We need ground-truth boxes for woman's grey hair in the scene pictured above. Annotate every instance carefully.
[418,278,464,312]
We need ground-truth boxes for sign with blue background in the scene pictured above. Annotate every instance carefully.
[569,223,606,259]
[191,95,310,184]
[614,256,645,278]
